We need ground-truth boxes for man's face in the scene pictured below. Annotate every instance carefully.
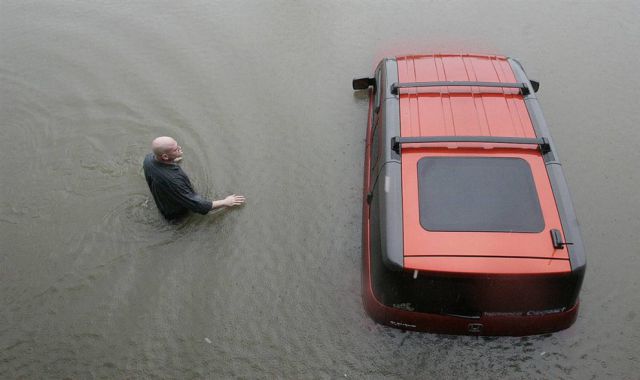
[163,140,183,162]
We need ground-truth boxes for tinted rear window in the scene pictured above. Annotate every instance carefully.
[418,157,544,232]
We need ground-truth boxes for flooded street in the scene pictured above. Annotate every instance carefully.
[1,1,639,378]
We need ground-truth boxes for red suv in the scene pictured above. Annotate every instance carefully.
[353,54,585,335]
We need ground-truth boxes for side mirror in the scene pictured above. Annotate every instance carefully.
[530,80,540,93]
[352,77,375,90]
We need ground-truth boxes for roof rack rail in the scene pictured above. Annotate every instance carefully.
[391,136,550,155]
[390,81,530,95]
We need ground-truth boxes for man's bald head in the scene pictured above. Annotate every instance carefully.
[151,136,183,162]
[152,136,177,155]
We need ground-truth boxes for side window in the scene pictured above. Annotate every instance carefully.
[369,112,384,191]
[371,122,380,175]
[374,68,383,114]
[370,66,384,189]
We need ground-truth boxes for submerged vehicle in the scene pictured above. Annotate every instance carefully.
[353,54,585,336]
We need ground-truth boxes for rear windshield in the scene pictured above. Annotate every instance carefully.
[417,157,545,232]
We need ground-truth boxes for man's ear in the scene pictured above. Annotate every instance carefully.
[161,153,169,161]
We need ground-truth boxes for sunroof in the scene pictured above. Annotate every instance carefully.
[417,157,545,232]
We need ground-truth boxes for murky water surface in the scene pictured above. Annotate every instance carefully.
[1,1,639,378]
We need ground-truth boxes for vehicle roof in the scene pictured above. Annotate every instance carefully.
[396,54,535,138]
[394,54,570,274]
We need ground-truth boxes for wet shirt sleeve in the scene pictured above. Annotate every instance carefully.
[160,174,213,215]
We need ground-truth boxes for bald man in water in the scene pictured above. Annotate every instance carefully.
[143,136,245,220]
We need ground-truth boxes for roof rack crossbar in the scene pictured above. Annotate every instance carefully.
[390,81,530,95]
[391,136,551,155]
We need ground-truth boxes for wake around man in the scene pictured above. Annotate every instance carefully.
[143,136,245,220]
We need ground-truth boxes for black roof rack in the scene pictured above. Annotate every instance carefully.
[391,136,551,155]
[390,81,530,95]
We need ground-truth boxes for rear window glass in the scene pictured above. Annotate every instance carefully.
[417,157,544,232]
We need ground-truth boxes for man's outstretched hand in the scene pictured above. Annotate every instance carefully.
[223,194,246,207]
[212,194,245,210]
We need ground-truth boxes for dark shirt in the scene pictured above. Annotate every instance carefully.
[143,153,213,220]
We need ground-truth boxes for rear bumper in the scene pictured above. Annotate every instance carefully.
[362,281,578,336]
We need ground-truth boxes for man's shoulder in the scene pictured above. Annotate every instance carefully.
[144,154,172,170]
[143,153,157,168]
[143,154,165,175]
[144,154,185,180]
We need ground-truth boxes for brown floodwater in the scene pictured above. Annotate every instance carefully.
[1,1,639,378]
